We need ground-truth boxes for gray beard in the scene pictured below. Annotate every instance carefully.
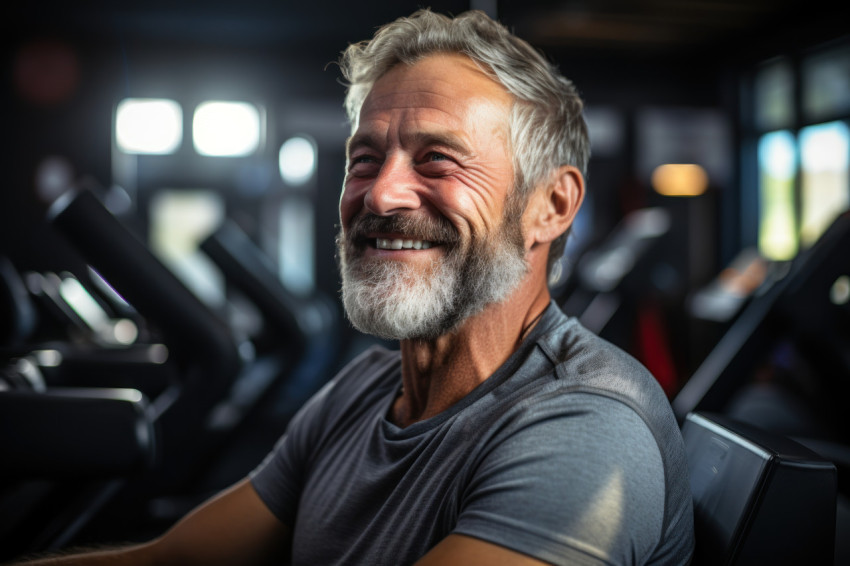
[338,208,528,341]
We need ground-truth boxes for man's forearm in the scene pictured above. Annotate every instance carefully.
[5,543,157,566]
[5,480,289,566]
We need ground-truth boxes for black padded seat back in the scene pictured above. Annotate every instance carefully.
[682,412,836,565]
[0,387,155,478]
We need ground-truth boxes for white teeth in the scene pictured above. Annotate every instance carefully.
[375,238,434,250]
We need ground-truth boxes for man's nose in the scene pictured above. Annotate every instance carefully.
[363,156,422,216]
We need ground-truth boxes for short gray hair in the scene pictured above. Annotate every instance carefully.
[338,9,590,274]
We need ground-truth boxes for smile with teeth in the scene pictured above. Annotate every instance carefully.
[375,238,434,250]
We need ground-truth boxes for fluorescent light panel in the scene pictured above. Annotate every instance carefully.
[193,101,261,157]
[115,98,183,155]
[279,136,317,185]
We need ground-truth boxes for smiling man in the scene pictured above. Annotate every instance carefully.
[11,9,693,566]
[339,53,530,350]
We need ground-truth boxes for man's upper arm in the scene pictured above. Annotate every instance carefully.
[452,394,667,565]
[150,478,291,566]
[415,535,550,566]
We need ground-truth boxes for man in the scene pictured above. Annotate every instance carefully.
[13,9,694,566]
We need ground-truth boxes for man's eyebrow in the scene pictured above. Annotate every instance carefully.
[346,131,473,157]
[346,133,380,157]
[404,131,472,157]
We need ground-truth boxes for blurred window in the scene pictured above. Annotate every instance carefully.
[746,40,850,261]
[754,58,794,131]
[799,121,850,247]
[149,189,226,306]
[803,45,850,122]
[757,131,798,261]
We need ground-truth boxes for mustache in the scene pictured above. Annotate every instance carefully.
[347,213,460,245]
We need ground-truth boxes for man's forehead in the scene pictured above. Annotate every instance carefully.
[360,54,512,117]
[349,54,512,150]
[371,55,483,88]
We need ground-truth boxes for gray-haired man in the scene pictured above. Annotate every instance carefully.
[13,10,693,566]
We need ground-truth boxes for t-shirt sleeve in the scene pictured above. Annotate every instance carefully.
[453,393,667,566]
[249,377,337,526]
[248,345,395,526]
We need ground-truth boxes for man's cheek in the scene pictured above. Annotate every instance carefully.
[340,176,373,213]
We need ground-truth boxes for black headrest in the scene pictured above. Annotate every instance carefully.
[683,412,836,565]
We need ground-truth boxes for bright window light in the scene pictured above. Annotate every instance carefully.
[193,101,261,157]
[800,121,850,247]
[279,136,317,185]
[801,122,850,173]
[149,189,226,307]
[758,131,798,261]
[651,164,709,197]
[115,98,182,154]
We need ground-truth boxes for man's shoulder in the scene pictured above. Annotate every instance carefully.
[536,306,652,385]
[532,304,678,440]
[529,305,694,565]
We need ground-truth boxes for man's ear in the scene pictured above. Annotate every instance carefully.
[524,165,585,246]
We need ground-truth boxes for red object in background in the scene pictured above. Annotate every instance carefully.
[636,301,678,398]
[14,39,80,106]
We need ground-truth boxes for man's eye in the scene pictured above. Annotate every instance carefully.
[426,152,449,162]
[352,155,376,164]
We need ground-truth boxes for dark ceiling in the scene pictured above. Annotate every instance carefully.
[9,0,847,64]
[1,0,847,280]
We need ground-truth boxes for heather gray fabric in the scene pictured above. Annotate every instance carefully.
[250,302,694,565]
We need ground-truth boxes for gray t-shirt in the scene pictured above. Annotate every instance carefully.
[251,303,694,565]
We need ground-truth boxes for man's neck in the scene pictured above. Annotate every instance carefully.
[391,281,552,428]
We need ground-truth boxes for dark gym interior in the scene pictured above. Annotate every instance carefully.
[1,0,848,563]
